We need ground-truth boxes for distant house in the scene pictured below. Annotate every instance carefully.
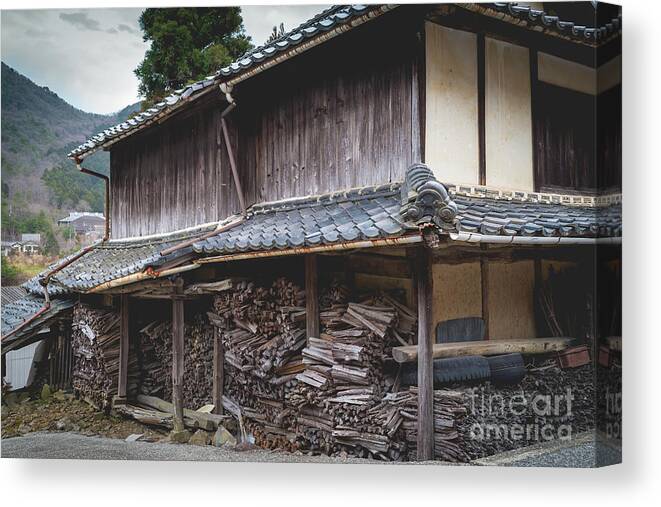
[18,233,41,255]
[2,236,40,256]
[1,240,20,257]
[58,212,105,236]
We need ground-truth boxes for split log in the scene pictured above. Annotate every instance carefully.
[392,337,574,364]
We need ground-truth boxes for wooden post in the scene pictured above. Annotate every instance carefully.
[171,280,185,432]
[477,33,486,186]
[480,244,490,340]
[117,294,129,400]
[305,254,320,340]
[212,327,224,415]
[415,247,434,461]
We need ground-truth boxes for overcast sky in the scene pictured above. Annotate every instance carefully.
[1,4,330,114]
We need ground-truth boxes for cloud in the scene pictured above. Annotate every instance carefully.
[25,27,53,39]
[59,12,102,32]
[106,27,118,34]
[117,23,138,35]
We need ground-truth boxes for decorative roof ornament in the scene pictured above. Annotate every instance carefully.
[400,163,458,231]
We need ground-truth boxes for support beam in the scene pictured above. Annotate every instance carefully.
[415,247,434,461]
[477,32,486,186]
[305,254,320,340]
[171,280,185,432]
[212,327,224,415]
[480,245,490,339]
[117,294,129,400]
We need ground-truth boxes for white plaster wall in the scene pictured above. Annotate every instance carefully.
[485,37,534,191]
[425,22,479,185]
[538,53,621,96]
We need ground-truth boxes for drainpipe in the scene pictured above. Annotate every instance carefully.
[77,162,110,241]
[218,83,246,214]
[1,163,111,343]
[159,85,246,259]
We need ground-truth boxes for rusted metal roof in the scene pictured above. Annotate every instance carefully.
[1,295,74,348]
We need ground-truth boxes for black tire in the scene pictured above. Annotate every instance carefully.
[488,353,526,385]
[400,355,491,386]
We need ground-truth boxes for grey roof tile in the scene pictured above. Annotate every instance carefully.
[22,223,216,296]
[1,295,75,344]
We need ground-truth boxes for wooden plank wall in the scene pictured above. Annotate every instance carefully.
[110,93,244,238]
[109,12,421,238]
[237,25,418,203]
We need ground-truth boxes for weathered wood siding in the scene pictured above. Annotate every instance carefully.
[237,23,419,203]
[109,12,421,238]
[110,93,244,238]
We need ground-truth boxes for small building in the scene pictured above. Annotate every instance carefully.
[58,212,106,236]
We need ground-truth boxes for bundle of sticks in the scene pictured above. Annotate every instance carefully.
[71,303,139,410]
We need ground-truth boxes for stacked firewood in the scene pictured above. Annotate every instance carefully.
[204,276,451,460]
[137,314,214,409]
[71,303,139,410]
[208,278,306,379]
[391,388,470,462]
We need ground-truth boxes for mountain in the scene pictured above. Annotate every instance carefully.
[1,62,139,242]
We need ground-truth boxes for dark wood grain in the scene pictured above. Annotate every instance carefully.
[118,295,129,399]
[171,282,185,431]
[212,327,224,416]
[305,254,320,340]
[415,247,434,460]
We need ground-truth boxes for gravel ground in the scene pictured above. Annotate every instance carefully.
[0,432,446,464]
[1,431,618,467]
[473,432,622,468]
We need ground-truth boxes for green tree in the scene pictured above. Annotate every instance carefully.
[42,163,104,212]
[135,7,252,104]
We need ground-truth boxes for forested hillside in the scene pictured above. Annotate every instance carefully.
[1,62,138,250]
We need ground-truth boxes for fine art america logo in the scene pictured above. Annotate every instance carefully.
[465,387,575,443]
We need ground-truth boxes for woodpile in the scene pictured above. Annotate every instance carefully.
[71,303,139,410]
[137,314,215,409]
[201,277,470,461]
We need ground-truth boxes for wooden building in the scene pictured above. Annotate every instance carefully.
[2,3,621,462]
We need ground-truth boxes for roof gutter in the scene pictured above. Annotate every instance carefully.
[194,234,424,265]
[85,263,200,294]
[449,232,621,245]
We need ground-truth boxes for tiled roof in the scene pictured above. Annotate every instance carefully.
[217,5,387,78]
[58,212,105,223]
[193,183,415,256]
[1,286,27,306]
[467,2,622,44]
[1,295,74,345]
[453,195,621,238]
[68,4,390,161]
[193,165,621,257]
[22,223,216,296]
